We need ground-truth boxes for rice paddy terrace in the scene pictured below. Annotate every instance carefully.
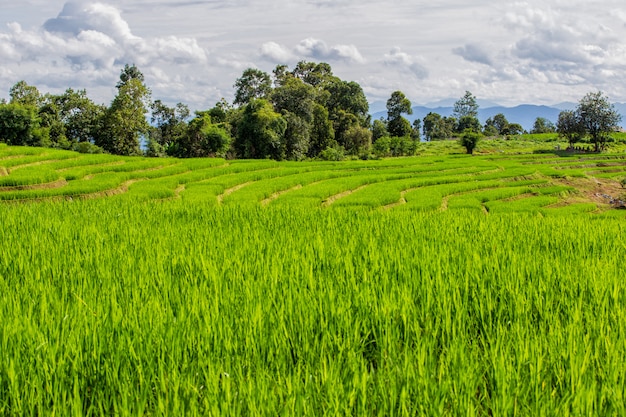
[1,144,625,215]
[2,143,626,415]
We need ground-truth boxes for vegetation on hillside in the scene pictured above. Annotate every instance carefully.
[1,63,623,160]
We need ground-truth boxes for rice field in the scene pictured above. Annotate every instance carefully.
[1,144,626,415]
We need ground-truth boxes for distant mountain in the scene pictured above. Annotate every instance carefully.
[371,102,626,131]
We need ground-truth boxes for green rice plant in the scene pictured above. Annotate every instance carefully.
[1,202,625,415]
[0,167,60,187]
[544,203,598,215]
[486,195,560,213]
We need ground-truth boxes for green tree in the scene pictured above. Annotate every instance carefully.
[282,111,310,160]
[576,91,622,152]
[0,103,40,146]
[423,112,442,141]
[531,117,556,134]
[271,77,316,123]
[117,64,145,88]
[457,115,481,134]
[175,112,231,158]
[9,81,42,108]
[233,68,272,106]
[53,89,105,145]
[386,91,413,137]
[557,110,584,149]
[292,61,334,87]
[506,123,524,136]
[308,104,335,157]
[459,129,481,155]
[149,100,189,151]
[411,119,421,141]
[484,113,509,136]
[343,125,372,155]
[453,91,479,119]
[372,118,388,142]
[98,66,151,155]
[235,99,287,159]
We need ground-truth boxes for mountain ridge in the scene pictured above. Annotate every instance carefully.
[370,102,626,131]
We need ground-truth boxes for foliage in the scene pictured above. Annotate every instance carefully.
[484,113,509,136]
[531,117,556,134]
[0,103,40,146]
[236,99,287,159]
[453,90,478,119]
[557,110,585,148]
[97,67,151,156]
[576,91,622,152]
[233,68,272,106]
[459,129,481,154]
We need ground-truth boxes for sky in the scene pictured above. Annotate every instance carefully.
[1,0,626,112]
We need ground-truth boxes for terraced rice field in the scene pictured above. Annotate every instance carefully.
[1,143,626,415]
[1,144,625,215]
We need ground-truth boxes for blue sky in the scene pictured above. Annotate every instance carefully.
[1,0,626,111]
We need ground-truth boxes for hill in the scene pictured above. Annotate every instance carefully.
[371,102,626,131]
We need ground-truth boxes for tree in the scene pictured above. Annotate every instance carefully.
[9,81,42,108]
[235,99,286,159]
[423,112,442,141]
[531,117,556,134]
[576,91,622,152]
[411,119,421,141]
[372,119,388,141]
[453,91,479,119]
[98,65,151,155]
[54,89,106,145]
[484,113,509,136]
[386,91,413,137]
[557,110,584,149]
[343,125,372,155]
[117,64,145,88]
[459,129,481,155]
[457,115,481,134]
[271,76,316,123]
[292,61,334,87]
[506,123,524,136]
[175,112,231,158]
[150,100,189,150]
[308,104,335,157]
[282,111,310,160]
[0,103,40,146]
[233,68,272,106]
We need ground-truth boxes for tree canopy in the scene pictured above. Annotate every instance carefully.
[1,64,623,160]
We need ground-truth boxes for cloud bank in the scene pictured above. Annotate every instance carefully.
[1,0,626,109]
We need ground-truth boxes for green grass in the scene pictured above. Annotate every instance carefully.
[1,202,626,415]
[1,145,626,415]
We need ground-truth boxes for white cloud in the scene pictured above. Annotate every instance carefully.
[260,41,294,62]
[3,0,626,110]
[383,47,428,79]
[295,37,365,63]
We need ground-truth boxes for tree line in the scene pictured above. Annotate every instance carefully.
[0,62,622,159]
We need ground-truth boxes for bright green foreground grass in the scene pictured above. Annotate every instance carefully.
[1,200,626,416]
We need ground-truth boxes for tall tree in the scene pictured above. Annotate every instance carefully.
[9,81,42,108]
[576,91,622,152]
[233,68,272,106]
[453,91,479,119]
[98,65,151,155]
[235,99,286,159]
[308,104,335,157]
[150,100,189,150]
[557,110,584,149]
[0,103,40,146]
[386,91,413,137]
